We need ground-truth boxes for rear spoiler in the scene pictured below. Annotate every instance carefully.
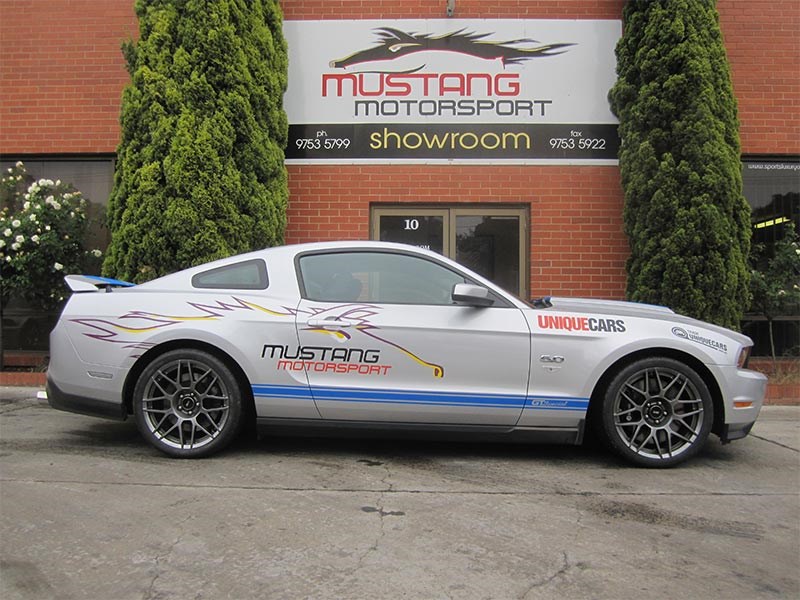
[65,274,136,293]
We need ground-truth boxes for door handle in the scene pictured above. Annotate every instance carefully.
[306,317,354,329]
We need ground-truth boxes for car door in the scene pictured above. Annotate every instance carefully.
[187,257,321,420]
[293,249,531,425]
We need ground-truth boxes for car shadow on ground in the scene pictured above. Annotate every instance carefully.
[19,417,611,465]
[15,417,740,469]
[231,425,740,469]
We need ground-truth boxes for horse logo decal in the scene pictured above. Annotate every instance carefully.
[330,27,574,71]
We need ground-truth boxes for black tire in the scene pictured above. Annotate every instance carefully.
[596,357,713,468]
[133,349,244,458]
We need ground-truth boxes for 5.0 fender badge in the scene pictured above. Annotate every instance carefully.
[539,354,565,373]
[540,355,565,363]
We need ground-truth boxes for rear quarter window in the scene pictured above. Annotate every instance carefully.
[191,259,268,290]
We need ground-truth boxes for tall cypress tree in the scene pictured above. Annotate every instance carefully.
[104,0,288,282]
[609,0,751,329]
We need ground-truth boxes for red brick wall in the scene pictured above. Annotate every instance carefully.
[281,0,624,19]
[0,0,136,154]
[0,1,796,300]
[286,165,627,298]
[718,2,800,155]
[2,1,793,155]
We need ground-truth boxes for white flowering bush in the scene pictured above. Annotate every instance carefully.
[1,162,101,310]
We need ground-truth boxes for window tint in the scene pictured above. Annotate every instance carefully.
[741,159,800,356]
[744,160,799,252]
[192,259,268,290]
[299,252,466,305]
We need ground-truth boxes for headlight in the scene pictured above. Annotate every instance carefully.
[736,345,752,369]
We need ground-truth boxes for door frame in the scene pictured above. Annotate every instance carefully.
[370,205,529,298]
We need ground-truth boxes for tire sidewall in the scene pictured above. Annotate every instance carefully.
[133,348,244,458]
[599,357,714,468]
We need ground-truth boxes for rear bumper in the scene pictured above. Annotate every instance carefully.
[46,318,129,421]
[46,377,127,421]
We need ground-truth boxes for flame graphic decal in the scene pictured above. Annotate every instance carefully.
[73,298,444,378]
[298,303,444,378]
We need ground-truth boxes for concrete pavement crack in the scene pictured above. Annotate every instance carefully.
[519,551,571,599]
[1,478,796,498]
[0,401,42,414]
[748,433,799,453]
[381,461,395,494]
[354,495,384,572]
[354,462,394,570]
[143,514,193,600]
[572,503,585,547]
[144,552,165,600]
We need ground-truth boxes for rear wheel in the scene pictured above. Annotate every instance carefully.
[597,357,713,467]
[133,349,243,458]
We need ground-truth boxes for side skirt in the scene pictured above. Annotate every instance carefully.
[256,417,584,445]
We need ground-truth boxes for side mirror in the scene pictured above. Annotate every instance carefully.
[452,283,494,307]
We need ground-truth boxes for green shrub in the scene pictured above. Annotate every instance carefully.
[609,0,751,329]
[104,0,289,283]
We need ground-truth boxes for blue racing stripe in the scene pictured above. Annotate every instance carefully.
[312,395,516,409]
[82,274,135,287]
[528,396,589,411]
[251,384,587,411]
[251,384,314,400]
[310,386,524,406]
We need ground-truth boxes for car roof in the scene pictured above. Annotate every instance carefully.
[132,241,454,291]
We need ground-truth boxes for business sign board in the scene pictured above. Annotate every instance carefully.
[284,20,621,164]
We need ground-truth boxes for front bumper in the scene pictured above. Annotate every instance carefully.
[713,365,768,443]
[720,421,755,443]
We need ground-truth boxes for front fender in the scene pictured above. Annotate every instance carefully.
[582,336,721,399]
[528,311,742,402]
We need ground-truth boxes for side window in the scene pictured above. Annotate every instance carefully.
[191,259,268,290]
[299,252,466,305]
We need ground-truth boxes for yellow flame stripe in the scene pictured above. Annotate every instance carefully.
[129,313,218,322]
[307,328,349,340]
[241,301,292,316]
[107,314,218,333]
[397,348,444,378]
[110,324,167,333]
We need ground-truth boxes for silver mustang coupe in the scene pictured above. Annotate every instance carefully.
[45,241,766,467]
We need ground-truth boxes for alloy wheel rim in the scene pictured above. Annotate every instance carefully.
[613,367,705,460]
[141,358,231,450]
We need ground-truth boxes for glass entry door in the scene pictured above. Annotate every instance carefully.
[374,209,448,255]
[372,207,527,298]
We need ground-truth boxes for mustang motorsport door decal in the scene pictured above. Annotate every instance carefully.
[283,19,621,164]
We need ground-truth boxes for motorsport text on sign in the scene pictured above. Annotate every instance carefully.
[283,19,622,164]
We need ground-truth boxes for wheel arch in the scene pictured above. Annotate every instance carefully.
[122,339,256,423]
[587,347,724,436]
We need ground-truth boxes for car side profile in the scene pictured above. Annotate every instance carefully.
[45,241,767,467]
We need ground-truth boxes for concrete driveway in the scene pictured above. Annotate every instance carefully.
[1,387,798,599]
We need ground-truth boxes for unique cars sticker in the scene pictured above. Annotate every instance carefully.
[536,314,626,333]
[671,326,728,354]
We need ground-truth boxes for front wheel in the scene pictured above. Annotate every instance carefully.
[597,357,713,468]
[133,349,244,458]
